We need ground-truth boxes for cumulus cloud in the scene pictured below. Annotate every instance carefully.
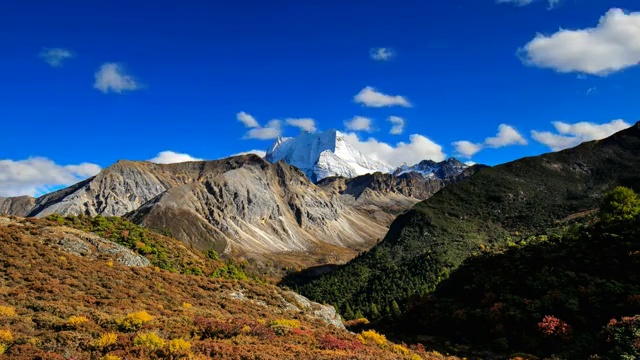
[39,48,73,67]
[370,48,395,61]
[286,118,316,132]
[453,124,527,158]
[354,86,412,108]
[387,116,405,135]
[231,150,267,158]
[0,158,101,197]
[344,116,373,132]
[531,119,631,151]
[148,151,202,164]
[237,111,260,128]
[519,8,640,75]
[485,124,528,147]
[453,141,484,158]
[236,112,282,140]
[342,132,445,167]
[246,120,282,140]
[94,63,139,94]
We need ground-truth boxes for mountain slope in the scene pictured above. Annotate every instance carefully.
[265,130,390,182]
[0,216,446,359]
[399,188,640,358]
[285,122,640,321]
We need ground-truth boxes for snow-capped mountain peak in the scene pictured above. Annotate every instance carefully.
[265,129,390,182]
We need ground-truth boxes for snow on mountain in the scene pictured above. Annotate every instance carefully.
[392,158,468,180]
[265,130,391,182]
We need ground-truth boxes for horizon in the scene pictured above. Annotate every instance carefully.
[2,0,640,196]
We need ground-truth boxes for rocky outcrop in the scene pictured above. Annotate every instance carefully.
[0,196,35,216]
[0,216,149,267]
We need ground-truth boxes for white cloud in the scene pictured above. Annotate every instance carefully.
[520,8,640,75]
[485,124,528,147]
[246,120,282,140]
[453,141,484,158]
[531,119,631,151]
[370,47,395,61]
[344,116,373,132]
[453,124,527,158]
[354,86,412,108]
[94,63,139,94]
[0,157,101,197]
[237,111,260,128]
[39,48,73,67]
[342,132,445,167]
[237,112,282,140]
[387,116,405,135]
[286,118,316,132]
[497,0,533,6]
[148,151,202,164]
[496,0,560,8]
[464,161,477,166]
[231,150,267,158]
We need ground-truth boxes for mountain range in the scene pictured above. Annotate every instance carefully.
[0,130,472,274]
[284,121,640,328]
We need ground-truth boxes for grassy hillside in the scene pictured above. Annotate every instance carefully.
[283,122,640,322]
[398,187,640,359]
[0,216,452,359]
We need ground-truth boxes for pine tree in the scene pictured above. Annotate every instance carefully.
[391,300,401,318]
[344,303,355,320]
[370,303,380,320]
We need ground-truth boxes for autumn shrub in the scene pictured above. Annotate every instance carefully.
[392,343,409,356]
[134,331,165,350]
[0,306,16,317]
[269,318,300,335]
[181,302,192,309]
[117,311,153,331]
[360,329,387,346]
[194,316,274,340]
[167,338,191,355]
[0,329,12,343]
[67,315,89,327]
[601,315,640,359]
[94,332,118,349]
[537,315,572,338]
[318,333,364,351]
[100,355,121,360]
[0,343,7,355]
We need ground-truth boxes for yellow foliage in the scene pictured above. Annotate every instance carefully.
[67,315,89,327]
[106,260,114,267]
[360,329,387,346]
[0,329,12,343]
[409,354,423,360]
[0,306,16,317]
[0,343,7,355]
[117,311,153,331]
[133,331,165,350]
[94,332,118,348]
[269,319,300,328]
[100,355,121,360]
[181,302,192,309]
[240,325,251,334]
[392,343,409,355]
[168,338,191,353]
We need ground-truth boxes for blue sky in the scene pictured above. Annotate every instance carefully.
[1,0,639,196]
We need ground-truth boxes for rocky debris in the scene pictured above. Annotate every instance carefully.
[38,226,150,267]
[228,288,345,330]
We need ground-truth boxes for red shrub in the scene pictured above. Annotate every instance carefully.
[538,315,572,338]
[318,334,363,351]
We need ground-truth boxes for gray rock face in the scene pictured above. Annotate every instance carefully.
[0,196,35,216]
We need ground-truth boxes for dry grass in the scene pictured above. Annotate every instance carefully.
[0,217,453,359]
